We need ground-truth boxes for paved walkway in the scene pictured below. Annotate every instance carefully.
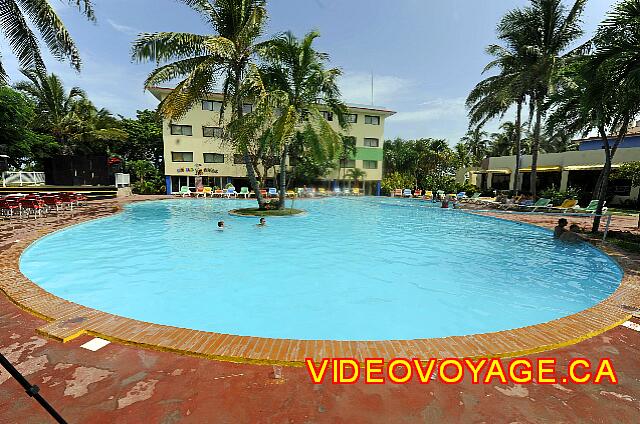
[1,196,640,423]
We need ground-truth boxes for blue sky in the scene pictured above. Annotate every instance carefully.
[1,0,617,143]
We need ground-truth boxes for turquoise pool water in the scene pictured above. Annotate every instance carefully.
[20,198,622,340]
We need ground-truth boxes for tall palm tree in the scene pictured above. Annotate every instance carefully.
[499,0,587,197]
[0,0,94,84]
[132,0,269,207]
[467,41,530,192]
[14,69,86,148]
[256,30,348,208]
[549,0,640,231]
[460,128,489,165]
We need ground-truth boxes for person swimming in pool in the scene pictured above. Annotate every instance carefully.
[257,218,266,227]
[560,224,584,242]
[553,218,568,238]
[217,221,225,231]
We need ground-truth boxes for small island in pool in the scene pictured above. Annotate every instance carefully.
[229,207,306,217]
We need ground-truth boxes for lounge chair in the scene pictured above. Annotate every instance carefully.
[403,189,412,197]
[259,189,268,198]
[423,191,434,200]
[549,199,578,213]
[213,189,224,198]
[413,189,423,198]
[457,192,466,199]
[194,186,206,197]
[393,188,402,197]
[571,200,607,214]
[461,193,480,203]
[517,198,551,212]
[224,187,237,198]
[352,187,361,196]
[286,190,296,197]
[238,187,250,198]
[333,187,342,195]
[173,186,191,197]
[318,188,327,196]
[202,187,213,198]
[268,187,278,197]
[436,190,445,200]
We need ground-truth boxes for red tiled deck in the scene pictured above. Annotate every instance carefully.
[1,196,639,366]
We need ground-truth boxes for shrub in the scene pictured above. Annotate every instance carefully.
[540,187,583,206]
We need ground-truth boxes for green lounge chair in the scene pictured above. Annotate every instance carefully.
[172,186,191,197]
[520,198,551,212]
[462,193,480,203]
[238,187,250,198]
[572,200,607,214]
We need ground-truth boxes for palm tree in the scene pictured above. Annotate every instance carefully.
[548,0,640,231]
[256,30,348,208]
[460,128,489,165]
[0,0,94,84]
[467,41,529,192]
[14,69,86,149]
[499,0,587,197]
[132,0,269,207]
[345,168,366,190]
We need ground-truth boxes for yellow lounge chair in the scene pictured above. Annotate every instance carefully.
[424,191,433,200]
[202,187,213,197]
[318,188,327,196]
[550,199,578,213]
[286,190,296,197]
[352,187,361,196]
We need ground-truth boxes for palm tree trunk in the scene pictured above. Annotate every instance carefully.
[234,81,264,208]
[513,99,523,194]
[278,144,288,209]
[530,101,543,198]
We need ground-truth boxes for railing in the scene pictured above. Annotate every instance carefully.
[1,171,46,187]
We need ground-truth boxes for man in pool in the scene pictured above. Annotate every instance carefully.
[560,224,584,242]
[257,218,266,227]
[217,221,224,230]
[553,218,568,238]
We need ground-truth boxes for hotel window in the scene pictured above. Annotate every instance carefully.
[201,100,222,112]
[364,115,380,125]
[345,113,358,123]
[242,103,253,114]
[171,151,193,162]
[233,154,245,164]
[340,159,356,168]
[170,125,192,136]
[203,126,223,138]
[364,138,379,147]
[363,160,378,169]
[203,153,224,163]
[322,111,334,121]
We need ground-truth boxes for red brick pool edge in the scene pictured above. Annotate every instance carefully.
[1,196,639,366]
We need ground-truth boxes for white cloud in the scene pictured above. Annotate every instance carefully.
[339,71,413,106]
[107,19,141,36]
[391,97,467,123]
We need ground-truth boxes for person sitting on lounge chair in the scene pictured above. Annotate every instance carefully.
[553,218,568,238]
[560,224,583,242]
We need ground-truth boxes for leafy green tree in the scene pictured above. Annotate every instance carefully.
[255,30,347,208]
[132,0,269,207]
[0,1,94,84]
[119,110,164,166]
[0,86,56,167]
[15,70,126,155]
[460,128,489,165]
[345,168,366,189]
[499,0,587,197]
[548,0,640,231]
[381,172,415,195]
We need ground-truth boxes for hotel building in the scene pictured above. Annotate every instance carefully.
[149,87,395,194]
[457,127,640,206]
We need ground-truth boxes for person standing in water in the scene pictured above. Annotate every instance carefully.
[217,221,225,231]
[257,218,266,227]
[553,218,568,238]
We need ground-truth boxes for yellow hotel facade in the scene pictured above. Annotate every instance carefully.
[149,87,395,194]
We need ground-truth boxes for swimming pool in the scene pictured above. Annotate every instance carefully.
[19,197,622,341]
